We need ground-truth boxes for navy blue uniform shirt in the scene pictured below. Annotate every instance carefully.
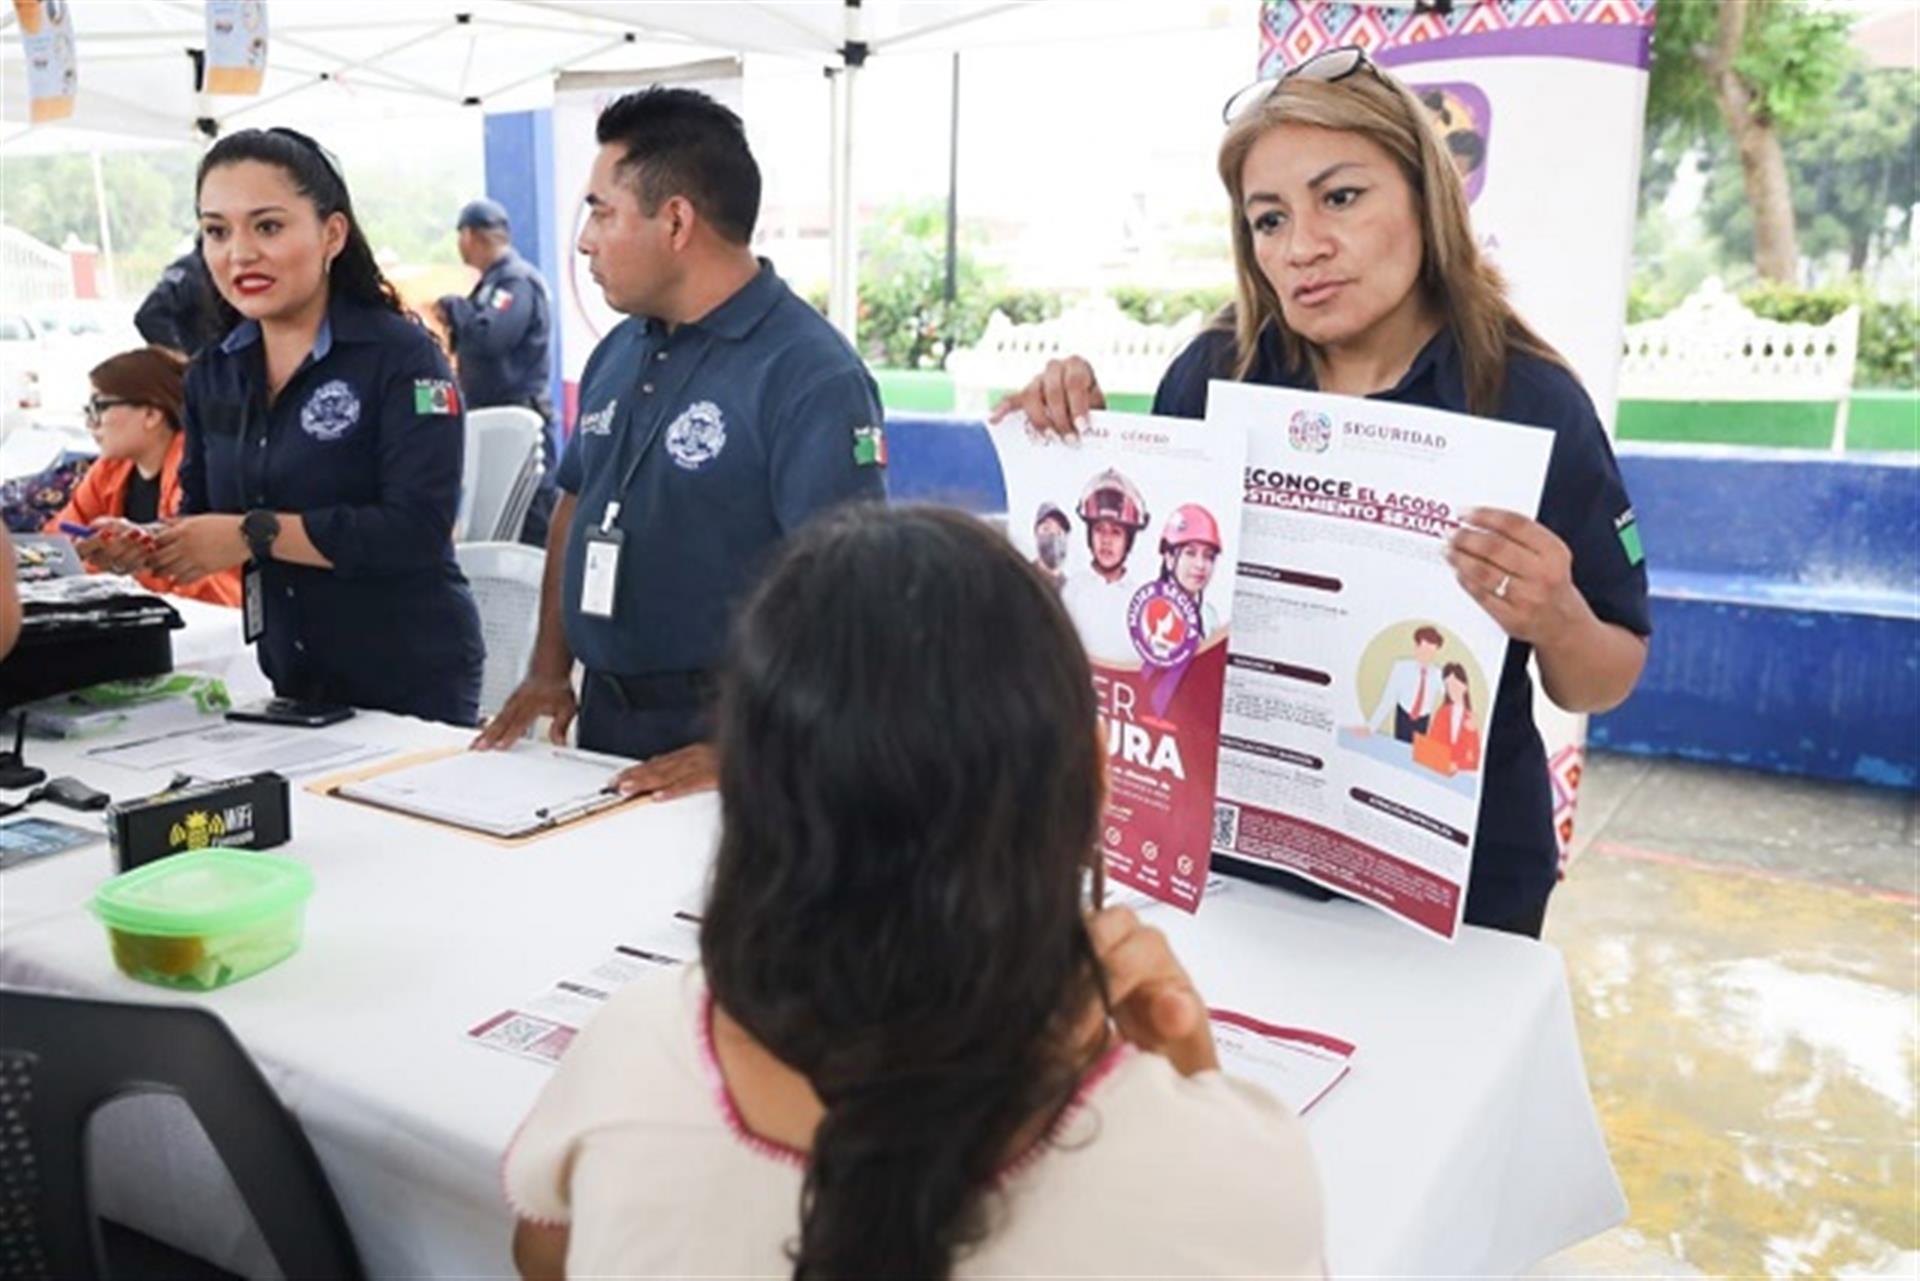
[1154,324,1651,930]
[134,249,220,356]
[442,248,553,409]
[181,296,484,726]
[556,261,886,677]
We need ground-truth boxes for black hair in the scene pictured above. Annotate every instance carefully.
[194,127,404,332]
[700,506,1110,1281]
[595,86,761,244]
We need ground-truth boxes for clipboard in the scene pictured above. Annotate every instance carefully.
[309,744,649,844]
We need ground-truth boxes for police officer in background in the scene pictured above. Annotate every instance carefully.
[473,87,886,798]
[436,199,557,545]
[133,238,220,356]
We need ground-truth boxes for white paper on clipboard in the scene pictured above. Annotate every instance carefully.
[334,743,634,838]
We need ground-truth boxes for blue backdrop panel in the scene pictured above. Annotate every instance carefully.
[481,109,565,431]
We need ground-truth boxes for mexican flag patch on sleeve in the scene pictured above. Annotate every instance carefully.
[414,379,461,416]
[490,288,514,312]
[852,424,887,467]
[1614,508,1644,567]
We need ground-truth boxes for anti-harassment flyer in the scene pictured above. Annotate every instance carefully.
[991,411,1247,913]
[1204,382,1551,940]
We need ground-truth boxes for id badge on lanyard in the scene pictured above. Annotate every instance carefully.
[580,501,625,619]
[237,395,269,644]
[242,560,266,643]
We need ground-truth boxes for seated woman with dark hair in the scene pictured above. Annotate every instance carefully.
[47,346,242,607]
[506,506,1325,1280]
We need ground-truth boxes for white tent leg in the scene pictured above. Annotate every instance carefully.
[827,62,858,345]
[90,149,119,298]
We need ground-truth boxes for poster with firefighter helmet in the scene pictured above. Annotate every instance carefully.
[990,411,1247,913]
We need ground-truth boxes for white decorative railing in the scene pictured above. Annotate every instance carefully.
[947,297,1205,413]
[0,223,72,312]
[1619,277,1861,450]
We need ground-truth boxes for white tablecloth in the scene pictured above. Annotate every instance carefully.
[0,710,1624,1278]
[165,596,271,700]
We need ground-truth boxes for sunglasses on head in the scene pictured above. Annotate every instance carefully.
[1221,45,1382,125]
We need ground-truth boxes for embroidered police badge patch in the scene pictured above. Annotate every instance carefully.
[300,379,362,441]
[665,400,727,471]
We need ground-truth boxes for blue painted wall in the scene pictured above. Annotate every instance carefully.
[884,418,1920,790]
[1590,445,1918,789]
[481,109,565,436]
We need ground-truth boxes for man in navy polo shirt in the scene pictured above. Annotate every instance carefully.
[473,87,885,797]
[437,198,558,546]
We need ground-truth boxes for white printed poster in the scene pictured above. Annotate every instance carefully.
[1205,382,1549,940]
[991,412,1247,913]
[550,59,742,428]
[204,0,268,96]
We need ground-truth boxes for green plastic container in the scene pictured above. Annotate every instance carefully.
[92,851,314,991]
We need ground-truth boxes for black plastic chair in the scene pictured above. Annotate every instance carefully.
[0,989,365,1280]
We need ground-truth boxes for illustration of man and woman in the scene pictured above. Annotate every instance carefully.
[1358,625,1480,776]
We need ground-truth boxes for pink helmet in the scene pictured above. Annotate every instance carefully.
[1077,469,1149,531]
[1160,504,1222,553]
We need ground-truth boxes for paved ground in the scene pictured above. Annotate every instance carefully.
[1532,751,1918,1279]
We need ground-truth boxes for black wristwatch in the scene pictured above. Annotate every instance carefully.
[241,508,281,563]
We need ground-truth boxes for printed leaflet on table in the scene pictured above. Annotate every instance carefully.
[1211,1008,1354,1116]
[467,913,700,1064]
[990,411,1247,913]
[1204,382,1550,941]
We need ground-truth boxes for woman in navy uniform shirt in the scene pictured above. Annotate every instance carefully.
[149,128,484,726]
[994,48,1650,938]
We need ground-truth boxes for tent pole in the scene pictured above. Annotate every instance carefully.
[827,0,866,346]
[89,149,119,299]
[943,51,959,305]
[829,66,856,342]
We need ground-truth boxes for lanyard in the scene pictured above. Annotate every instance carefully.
[599,329,716,534]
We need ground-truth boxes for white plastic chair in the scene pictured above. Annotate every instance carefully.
[455,541,545,721]
[456,405,544,542]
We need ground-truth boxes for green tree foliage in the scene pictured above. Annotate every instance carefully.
[1,142,468,301]
[1700,67,1918,275]
[852,200,1064,370]
[1110,285,1230,327]
[1,151,199,295]
[1643,0,1855,281]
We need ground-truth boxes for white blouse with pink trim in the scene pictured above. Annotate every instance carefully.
[504,964,1326,1279]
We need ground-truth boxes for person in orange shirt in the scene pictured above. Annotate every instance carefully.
[47,347,242,607]
[1420,661,1483,775]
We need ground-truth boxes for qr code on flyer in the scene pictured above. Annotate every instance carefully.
[1212,801,1240,853]
[468,1011,576,1064]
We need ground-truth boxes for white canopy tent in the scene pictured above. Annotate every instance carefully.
[2,0,1255,336]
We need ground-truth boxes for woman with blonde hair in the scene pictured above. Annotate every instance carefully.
[995,47,1650,937]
